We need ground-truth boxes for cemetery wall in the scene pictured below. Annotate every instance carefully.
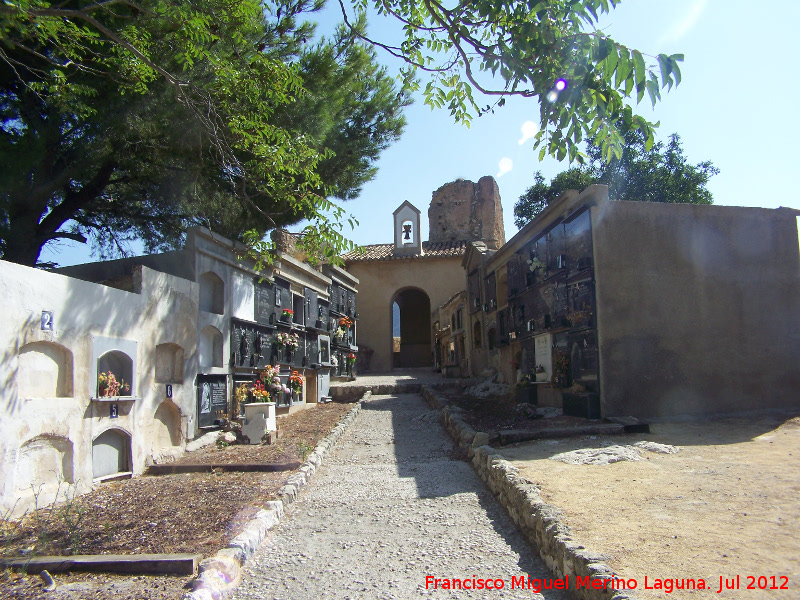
[592,201,800,419]
[0,260,198,516]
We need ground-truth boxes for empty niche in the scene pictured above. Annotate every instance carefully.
[18,341,73,398]
[153,400,182,449]
[199,326,223,369]
[155,343,184,383]
[199,271,224,314]
[92,428,131,479]
[96,350,133,397]
[15,435,74,491]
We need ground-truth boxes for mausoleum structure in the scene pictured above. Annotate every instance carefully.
[465,184,800,419]
[0,226,358,515]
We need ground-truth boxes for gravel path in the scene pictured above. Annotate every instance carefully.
[232,393,569,600]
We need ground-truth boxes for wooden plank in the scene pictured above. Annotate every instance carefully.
[146,462,301,475]
[0,553,202,575]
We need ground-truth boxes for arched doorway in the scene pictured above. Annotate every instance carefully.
[391,288,432,369]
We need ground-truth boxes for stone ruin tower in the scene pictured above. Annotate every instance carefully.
[428,175,505,249]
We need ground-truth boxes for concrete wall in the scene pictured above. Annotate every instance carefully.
[592,201,800,419]
[345,256,466,372]
[0,260,198,515]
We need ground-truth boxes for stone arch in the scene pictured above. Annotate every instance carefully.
[153,400,182,450]
[199,271,224,314]
[155,343,184,383]
[15,434,74,492]
[390,287,432,369]
[18,341,73,398]
[92,428,131,479]
[199,326,223,369]
[97,350,133,397]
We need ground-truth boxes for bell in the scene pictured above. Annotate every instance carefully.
[403,224,412,240]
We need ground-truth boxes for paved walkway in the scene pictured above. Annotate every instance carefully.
[332,369,454,388]
[232,393,568,600]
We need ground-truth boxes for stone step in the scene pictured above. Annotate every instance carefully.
[496,423,626,445]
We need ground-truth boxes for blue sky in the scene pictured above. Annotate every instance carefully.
[41,0,800,265]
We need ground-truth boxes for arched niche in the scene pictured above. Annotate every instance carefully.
[199,326,223,369]
[92,428,131,479]
[390,288,432,368]
[153,400,182,449]
[488,327,497,350]
[97,350,133,397]
[18,341,73,398]
[155,343,184,383]
[15,435,74,492]
[199,271,224,314]
[473,321,482,348]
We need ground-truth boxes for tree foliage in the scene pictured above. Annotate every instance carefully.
[1,0,684,267]
[1,0,408,266]
[338,0,683,163]
[514,130,720,227]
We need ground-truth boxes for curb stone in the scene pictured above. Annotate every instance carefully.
[184,394,370,600]
[420,385,639,600]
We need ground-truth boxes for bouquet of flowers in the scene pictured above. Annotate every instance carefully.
[335,316,354,339]
[98,371,130,397]
[346,353,356,365]
[330,354,338,367]
[260,365,281,386]
[281,308,294,319]
[275,332,299,349]
[251,379,271,402]
[289,370,304,392]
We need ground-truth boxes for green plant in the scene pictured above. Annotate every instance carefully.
[298,441,314,461]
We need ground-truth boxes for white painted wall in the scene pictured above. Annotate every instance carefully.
[0,260,198,516]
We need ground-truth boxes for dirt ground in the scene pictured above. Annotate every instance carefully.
[0,401,355,600]
[501,413,800,599]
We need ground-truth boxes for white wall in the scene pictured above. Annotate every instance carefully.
[0,260,198,515]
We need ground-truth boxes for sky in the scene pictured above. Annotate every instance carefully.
[40,0,800,266]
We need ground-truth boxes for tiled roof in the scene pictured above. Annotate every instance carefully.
[343,240,469,262]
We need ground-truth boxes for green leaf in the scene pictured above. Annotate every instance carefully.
[657,54,672,88]
[632,50,646,84]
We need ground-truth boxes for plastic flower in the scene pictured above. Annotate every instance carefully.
[289,371,304,391]
[98,371,130,397]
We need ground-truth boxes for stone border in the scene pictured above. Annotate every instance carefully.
[184,395,369,600]
[421,386,638,600]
